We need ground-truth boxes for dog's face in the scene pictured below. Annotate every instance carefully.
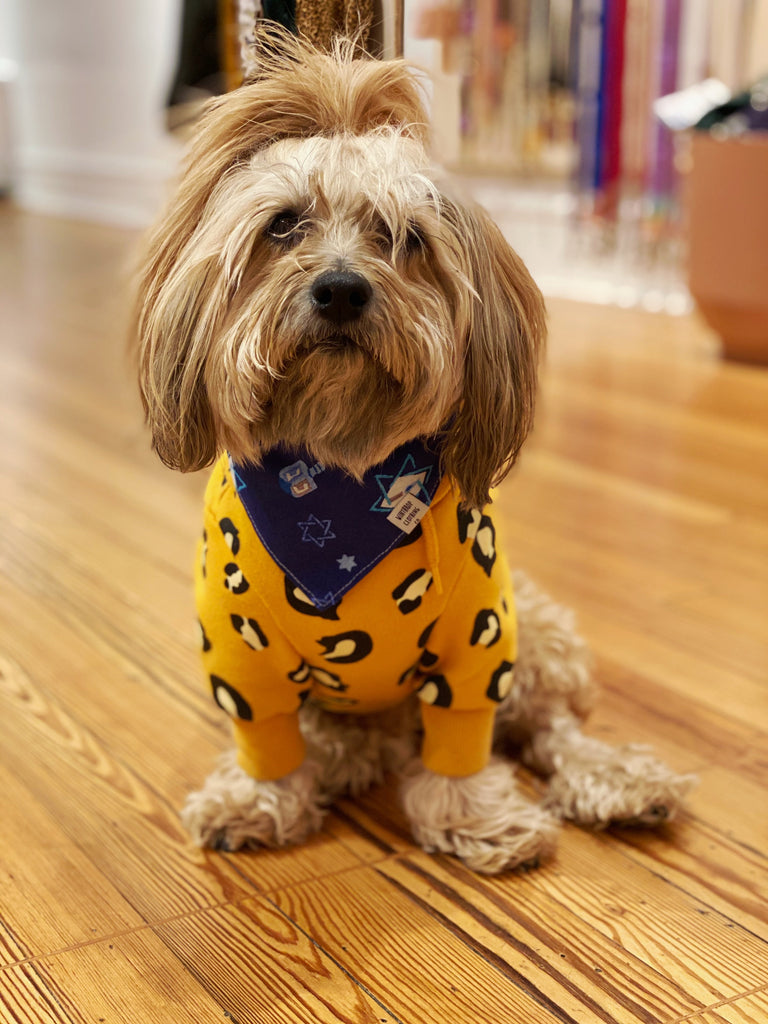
[198,129,466,475]
[135,35,545,507]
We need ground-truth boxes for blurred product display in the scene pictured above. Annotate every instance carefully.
[409,0,768,343]
[694,73,768,133]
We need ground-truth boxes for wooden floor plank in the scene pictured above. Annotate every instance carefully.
[377,853,699,1023]
[347,765,768,948]
[498,520,768,704]
[0,930,228,1024]
[0,399,205,578]
[267,865,571,1024]
[607,811,768,945]
[0,651,250,924]
[0,644,376,922]
[0,765,144,967]
[153,896,404,1024]
[0,546,380,908]
[373,840,766,1021]
[676,988,768,1024]
[572,613,765,730]
[593,668,767,785]
[503,450,767,598]
[536,380,768,518]
[0,507,213,735]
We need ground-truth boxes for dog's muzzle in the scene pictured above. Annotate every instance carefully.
[311,270,372,325]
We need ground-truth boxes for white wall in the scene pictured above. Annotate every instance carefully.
[10,0,182,226]
[0,0,17,58]
[0,0,18,188]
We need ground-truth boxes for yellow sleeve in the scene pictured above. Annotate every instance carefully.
[194,457,307,780]
[416,505,517,777]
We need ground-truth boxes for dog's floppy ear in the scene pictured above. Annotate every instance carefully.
[134,247,221,473]
[440,200,546,509]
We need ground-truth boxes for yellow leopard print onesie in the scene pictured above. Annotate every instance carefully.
[196,454,517,780]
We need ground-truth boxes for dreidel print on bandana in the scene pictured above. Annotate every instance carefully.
[279,459,323,498]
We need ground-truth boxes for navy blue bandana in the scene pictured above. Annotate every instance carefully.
[230,437,443,609]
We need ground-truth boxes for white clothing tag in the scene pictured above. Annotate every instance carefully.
[387,493,430,533]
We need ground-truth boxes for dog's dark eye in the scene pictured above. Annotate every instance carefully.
[374,219,427,258]
[374,220,395,254]
[267,211,304,245]
[405,223,427,254]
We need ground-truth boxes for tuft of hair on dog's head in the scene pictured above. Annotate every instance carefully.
[133,28,546,510]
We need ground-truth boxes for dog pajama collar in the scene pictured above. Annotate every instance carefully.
[230,438,443,609]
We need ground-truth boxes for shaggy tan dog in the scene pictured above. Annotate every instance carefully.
[134,32,693,874]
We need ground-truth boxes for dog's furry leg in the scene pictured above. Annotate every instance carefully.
[400,757,559,874]
[301,700,420,798]
[525,715,697,827]
[182,701,421,851]
[181,752,326,851]
[493,569,596,751]
[498,571,695,827]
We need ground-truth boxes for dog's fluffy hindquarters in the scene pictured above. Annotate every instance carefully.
[136,33,694,874]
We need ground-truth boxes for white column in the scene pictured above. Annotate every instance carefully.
[11,0,182,226]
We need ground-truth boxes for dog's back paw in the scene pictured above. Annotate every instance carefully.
[544,743,697,829]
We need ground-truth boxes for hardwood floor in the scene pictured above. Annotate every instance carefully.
[0,204,766,1023]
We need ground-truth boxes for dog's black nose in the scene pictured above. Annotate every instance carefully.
[311,271,372,323]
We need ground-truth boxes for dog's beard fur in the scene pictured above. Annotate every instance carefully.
[136,36,545,505]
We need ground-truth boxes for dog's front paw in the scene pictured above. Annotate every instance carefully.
[400,758,559,875]
[181,752,326,850]
[545,743,697,828]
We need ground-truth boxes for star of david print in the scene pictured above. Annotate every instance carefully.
[370,453,432,512]
[298,513,336,548]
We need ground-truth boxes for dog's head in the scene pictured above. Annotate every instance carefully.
[135,33,545,507]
